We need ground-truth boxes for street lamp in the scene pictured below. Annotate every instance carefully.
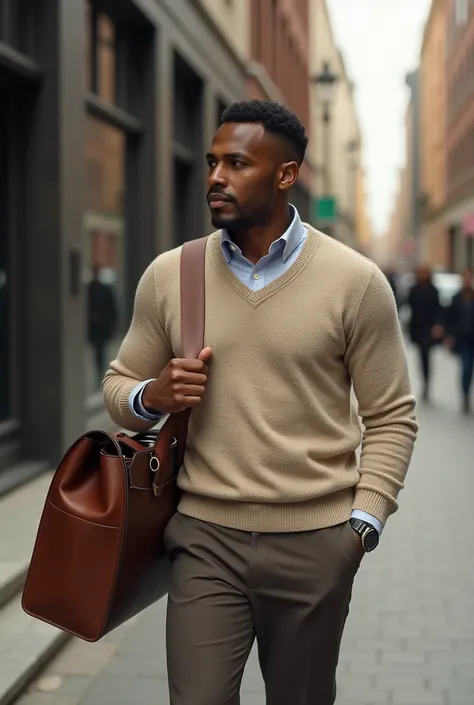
[311,61,338,196]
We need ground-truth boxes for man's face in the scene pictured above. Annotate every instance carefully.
[206,122,296,230]
[462,270,473,289]
[416,266,430,284]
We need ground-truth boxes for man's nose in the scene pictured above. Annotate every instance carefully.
[209,164,227,186]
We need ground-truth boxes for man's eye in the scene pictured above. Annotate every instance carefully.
[207,160,217,168]
[232,160,246,168]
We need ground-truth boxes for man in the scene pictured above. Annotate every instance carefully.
[445,269,474,414]
[103,100,418,705]
[87,265,118,387]
[384,267,399,308]
[407,265,444,402]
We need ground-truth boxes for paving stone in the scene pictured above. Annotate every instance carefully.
[80,675,168,705]
[336,690,392,705]
[104,647,163,677]
[0,563,27,609]
[0,476,54,618]
[381,651,427,664]
[393,692,444,705]
[404,637,453,652]
[15,695,74,705]
[376,673,428,690]
[0,474,53,564]
[0,595,68,705]
[46,642,118,677]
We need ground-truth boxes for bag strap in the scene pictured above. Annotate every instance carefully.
[180,237,208,359]
[150,237,208,486]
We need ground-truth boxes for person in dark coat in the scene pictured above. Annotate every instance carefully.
[384,269,398,309]
[407,265,444,401]
[87,267,118,387]
[445,269,474,414]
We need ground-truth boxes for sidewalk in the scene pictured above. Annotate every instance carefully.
[14,346,474,705]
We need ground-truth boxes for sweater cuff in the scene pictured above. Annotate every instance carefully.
[118,380,142,421]
[352,488,397,527]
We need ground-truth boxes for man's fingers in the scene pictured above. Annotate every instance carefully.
[198,346,213,363]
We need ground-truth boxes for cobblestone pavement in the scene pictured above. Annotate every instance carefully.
[16,345,474,705]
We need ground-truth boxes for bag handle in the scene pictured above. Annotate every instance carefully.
[180,237,208,359]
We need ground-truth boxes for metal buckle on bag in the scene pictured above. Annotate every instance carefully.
[150,452,161,496]
[149,452,160,473]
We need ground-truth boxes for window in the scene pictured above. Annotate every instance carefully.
[251,0,262,62]
[0,0,36,54]
[173,53,203,245]
[84,117,125,397]
[0,93,11,422]
[85,1,120,106]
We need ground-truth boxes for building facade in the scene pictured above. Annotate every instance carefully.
[309,0,363,248]
[442,0,474,270]
[0,0,249,482]
[248,0,315,221]
[384,165,411,269]
[404,70,422,264]
[196,0,250,64]
[390,69,423,269]
[419,0,449,268]
[355,166,373,257]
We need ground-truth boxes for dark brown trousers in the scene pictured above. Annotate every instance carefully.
[164,512,362,705]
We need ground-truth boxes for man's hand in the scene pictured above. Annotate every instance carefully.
[431,324,444,341]
[142,347,212,414]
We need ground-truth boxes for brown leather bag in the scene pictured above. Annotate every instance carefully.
[22,237,208,642]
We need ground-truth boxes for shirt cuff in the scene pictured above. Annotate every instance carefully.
[350,509,383,536]
[128,379,164,421]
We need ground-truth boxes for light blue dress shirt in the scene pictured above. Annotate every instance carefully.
[128,205,382,534]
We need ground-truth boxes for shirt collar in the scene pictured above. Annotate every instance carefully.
[220,205,305,263]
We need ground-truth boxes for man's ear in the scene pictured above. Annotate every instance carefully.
[277,162,299,192]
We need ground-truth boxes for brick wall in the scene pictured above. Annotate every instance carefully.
[446,0,474,206]
[250,0,310,131]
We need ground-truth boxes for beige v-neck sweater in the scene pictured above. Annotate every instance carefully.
[103,227,418,531]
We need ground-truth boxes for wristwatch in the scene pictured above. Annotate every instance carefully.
[349,518,379,552]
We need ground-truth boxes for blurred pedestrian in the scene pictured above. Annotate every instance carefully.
[384,267,399,308]
[103,100,417,705]
[445,269,474,414]
[87,266,118,387]
[407,265,444,401]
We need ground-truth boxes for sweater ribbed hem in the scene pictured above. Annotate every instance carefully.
[178,489,355,533]
[353,488,397,526]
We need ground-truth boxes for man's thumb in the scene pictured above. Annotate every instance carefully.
[198,346,213,362]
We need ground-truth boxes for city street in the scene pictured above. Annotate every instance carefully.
[15,344,474,705]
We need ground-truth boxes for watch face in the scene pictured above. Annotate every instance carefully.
[362,528,379,552]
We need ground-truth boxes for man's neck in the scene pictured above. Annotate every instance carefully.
[230,207,293,264]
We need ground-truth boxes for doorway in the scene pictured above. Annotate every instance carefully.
[0,85,14,426]
[0,75,29,469]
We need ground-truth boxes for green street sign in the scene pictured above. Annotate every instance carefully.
[314,196,337,222]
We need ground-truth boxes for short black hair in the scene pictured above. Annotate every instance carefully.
[220,100,308,165]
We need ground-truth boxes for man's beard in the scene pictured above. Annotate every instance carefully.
[209,200,246,230]
[210,211,243,229]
